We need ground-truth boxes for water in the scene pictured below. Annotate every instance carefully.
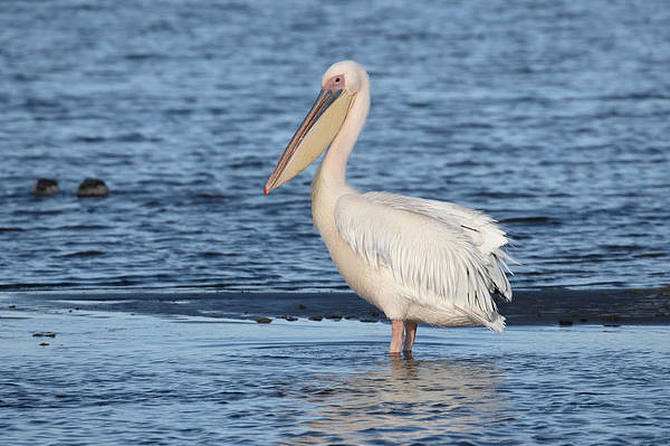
[2,307,669,445]
[1,0,670,292]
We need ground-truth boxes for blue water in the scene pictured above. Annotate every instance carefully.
[1,0,670,292]
[1,306,669,445]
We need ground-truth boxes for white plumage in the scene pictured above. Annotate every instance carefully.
[334,192,512,332]
[265,60,514,351]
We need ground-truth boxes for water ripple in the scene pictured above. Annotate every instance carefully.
[1,0,669,292]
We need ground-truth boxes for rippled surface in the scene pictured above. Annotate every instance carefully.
[1,0,669,291]
[2,306,669,444]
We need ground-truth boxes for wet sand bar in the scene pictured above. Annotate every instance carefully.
[4,287,670,326]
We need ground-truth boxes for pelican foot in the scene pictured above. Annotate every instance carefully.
[403,321,417,353]
[389,320,404,354]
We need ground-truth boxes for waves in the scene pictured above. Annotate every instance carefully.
[1,0,669,292]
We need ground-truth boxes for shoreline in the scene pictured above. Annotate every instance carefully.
[3,286,670,327]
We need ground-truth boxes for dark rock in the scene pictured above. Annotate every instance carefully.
[32,178,59,197]
[308,315,323,322]
[77,178,109,197]
[32,331,56,338]
[0,227,22,232]
[255,317,272,324]
[39,342,50,346]
[602,314,621,327]
[558,320,574,327]
[326,314,342,321]
[282,315,298,322]
[9,305,16,309]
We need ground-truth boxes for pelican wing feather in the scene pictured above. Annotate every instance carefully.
[364,192,513,300]
[334,192,512,331]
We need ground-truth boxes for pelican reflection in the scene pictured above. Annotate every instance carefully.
[293,357,505,444]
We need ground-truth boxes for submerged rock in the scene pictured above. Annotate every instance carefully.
[308,315,323,322]
[39,342,50,347]
[0,227,22,232]
[602,314,621,327]
[32,331,56,338]
[281,315,298,322]
[32,178,59,197]
[77,178,109,197]
[255,317,272,324]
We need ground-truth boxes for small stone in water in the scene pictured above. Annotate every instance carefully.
[32,331,56,338]
[308,315,323,322]
[77,178,109,197]
[255,317,272,324]
[39,342,50,346]
[32,178,59,197]
[602,314,621,327]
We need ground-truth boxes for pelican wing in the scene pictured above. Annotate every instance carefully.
[334,192,512,330]
[364,192,513,300]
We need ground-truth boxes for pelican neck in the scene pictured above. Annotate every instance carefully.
[316,83,370,188]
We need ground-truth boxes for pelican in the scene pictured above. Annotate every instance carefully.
[264,61,513,354]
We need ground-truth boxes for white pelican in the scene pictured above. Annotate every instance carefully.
[264,61,513,354]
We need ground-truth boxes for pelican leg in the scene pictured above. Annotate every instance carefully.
[403,321,417,353]
[389,320,404,354]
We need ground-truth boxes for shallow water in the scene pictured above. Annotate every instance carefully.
[1,307,669,445]
[1,0,670,292]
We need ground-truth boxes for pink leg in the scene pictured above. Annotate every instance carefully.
[389,320,404,354]
[403,321,417,353]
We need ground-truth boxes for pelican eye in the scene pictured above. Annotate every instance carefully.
[328,75,345,90]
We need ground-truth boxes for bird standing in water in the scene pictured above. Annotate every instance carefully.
[264,61,513,354]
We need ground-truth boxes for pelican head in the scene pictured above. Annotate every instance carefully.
[263,60,367,195]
